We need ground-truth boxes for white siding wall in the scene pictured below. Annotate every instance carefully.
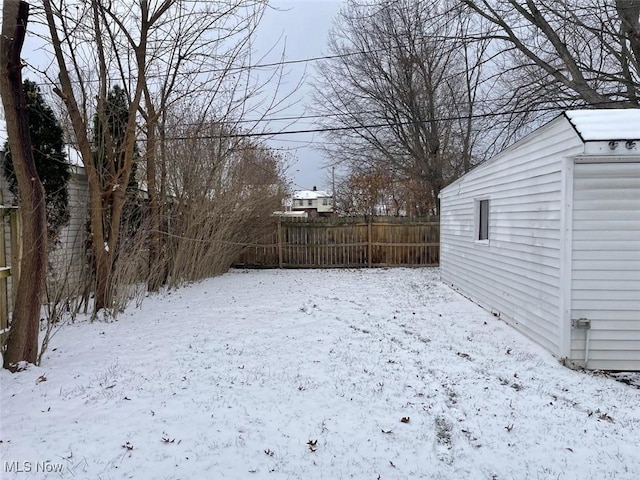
[440,119,584,355]
[1,172,17,306]
[47,169,90,297]
[0,167,90,306]
[570,161,640,370]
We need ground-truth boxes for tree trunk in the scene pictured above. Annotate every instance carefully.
[1,0,48,370]
[43,0,145,315]
[93,248,112,313]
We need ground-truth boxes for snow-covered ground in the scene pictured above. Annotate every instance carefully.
[1,268,639,480]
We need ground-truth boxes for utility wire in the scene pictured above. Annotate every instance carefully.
[26,31,485,86]
[160,100,633,140]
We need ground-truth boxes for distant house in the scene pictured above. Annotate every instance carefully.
[439,109,640,371]
[292,186,334,217]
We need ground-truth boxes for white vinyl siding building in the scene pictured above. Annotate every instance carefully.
[1,159,90,304]
[570,161,640,367]
[440,110,640,371]
[291,187,334,217]
[47,165,91,295]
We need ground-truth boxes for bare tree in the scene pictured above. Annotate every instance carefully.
[460,0,640,111]
[1,0,48,370]
[40,0,272,314]
[42,0,151,313]
[334,168,416,216]
[135,0,270,292]
[161,116,288,285]
[312,0,487,214]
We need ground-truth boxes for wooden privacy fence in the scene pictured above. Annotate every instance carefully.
[1,206,21,337]
[235,216,439,268]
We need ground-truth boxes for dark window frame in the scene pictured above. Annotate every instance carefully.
[478,199,489,241]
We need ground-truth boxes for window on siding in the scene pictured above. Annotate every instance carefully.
[298,199,303,206]
[478,199,489,240]
[322,198,328,205]
[308,199,313,206]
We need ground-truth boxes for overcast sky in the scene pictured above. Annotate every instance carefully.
[254,0,344,192]
[0,0,344,192]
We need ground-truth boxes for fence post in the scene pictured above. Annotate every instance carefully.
[277,218,283,269]
[367,220,372,267]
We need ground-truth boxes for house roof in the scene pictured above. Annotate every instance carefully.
[564,109,640,141]
[66,145,84,166]
[293,189,331,200]
[440,108,640,196]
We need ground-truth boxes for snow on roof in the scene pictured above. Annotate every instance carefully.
[273,210,308,217]
[293,189,331,200]
[0,115,85,167]
[0,114,6,148]
[66,145,84,166]
[564,109,640,141]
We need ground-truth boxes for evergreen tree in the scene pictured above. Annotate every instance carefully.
[92,85,138,193]
[3,79,71,243]
[91,85,141,244]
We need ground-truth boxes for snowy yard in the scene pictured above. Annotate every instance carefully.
[1,268,639,480]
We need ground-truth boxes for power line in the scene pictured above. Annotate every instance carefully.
[24,28,500,87]
[161,100,632,141]
[135,93,591,129]
[26,50,380,87]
